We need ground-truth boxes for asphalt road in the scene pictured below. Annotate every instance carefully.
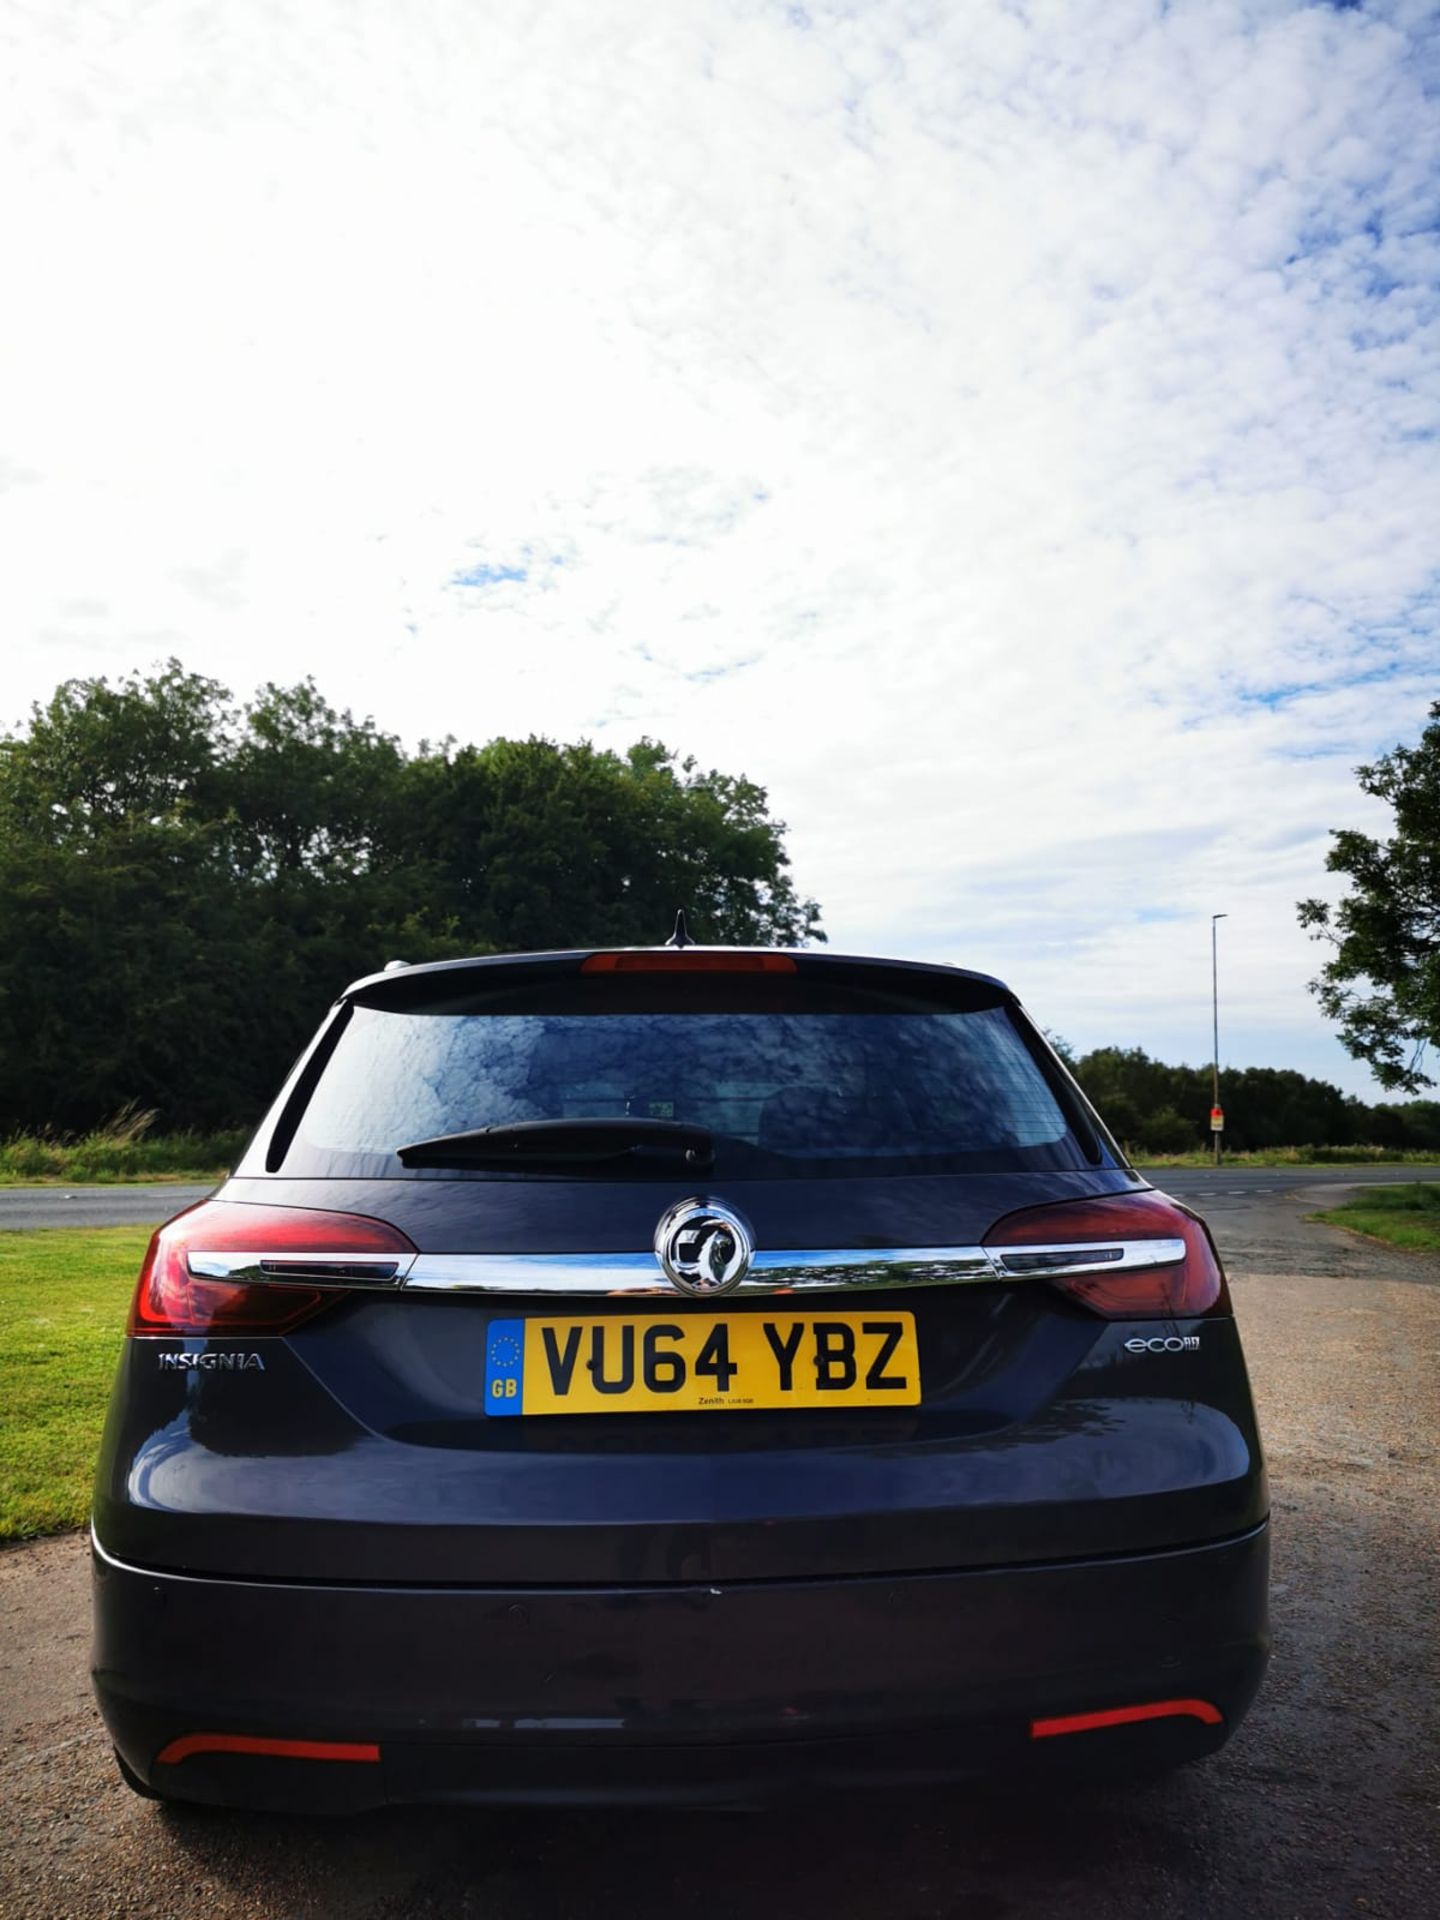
[0,1185,216,1231]
[1,1163,1438,1232]
[1,1180,1437,1919]
[1152,1162,1440,1200]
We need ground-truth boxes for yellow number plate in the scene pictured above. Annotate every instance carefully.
[483,1312,920,1417]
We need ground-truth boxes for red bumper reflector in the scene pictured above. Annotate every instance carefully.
[155,1734,381,1766]
[1030,1699,1223,1739]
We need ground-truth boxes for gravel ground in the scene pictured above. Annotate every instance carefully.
[0,1186,1436,1920]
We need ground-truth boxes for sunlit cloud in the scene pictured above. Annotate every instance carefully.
[4,0,1437,1092]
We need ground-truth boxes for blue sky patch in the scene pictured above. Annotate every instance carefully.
[450,561,530,588]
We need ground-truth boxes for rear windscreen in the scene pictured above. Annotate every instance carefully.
[280,974,1089,1178]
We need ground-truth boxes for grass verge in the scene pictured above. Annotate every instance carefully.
[1309,1182,1440,1255]
[0,1225,151,1541]
[0,1120,243,1185]
[1134,1146,1440,1169]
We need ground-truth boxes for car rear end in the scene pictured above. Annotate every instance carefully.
[92,947,1269,1810]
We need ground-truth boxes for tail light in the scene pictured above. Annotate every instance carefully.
[983,1191,1228,1319]
[127,1201,418,1337]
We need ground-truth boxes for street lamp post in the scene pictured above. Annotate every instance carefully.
[1211,913,1227,1167]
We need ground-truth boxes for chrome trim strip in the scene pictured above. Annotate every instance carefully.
[400,1240,1183,1296]
[402,1247,999,1295]
[404,1253,662,1295]
[186,1238,1187,1298]
[752,1249,998,1290]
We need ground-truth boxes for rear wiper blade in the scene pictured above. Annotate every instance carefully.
[395,1118,715,1171]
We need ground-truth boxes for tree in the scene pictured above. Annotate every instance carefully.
[0,662,229,844]
[1066,1046,1379,1152]
[1298,703,1440,1092]
[1041,1030,1076,1066]
[0,664,824,1133]
[377,735,821,955]
[225,679,405,880]
[0,666,248,1131]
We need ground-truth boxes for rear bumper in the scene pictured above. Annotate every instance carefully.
[93,1521,1269,1810]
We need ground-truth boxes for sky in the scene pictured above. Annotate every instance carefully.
[4,0,1439,1099]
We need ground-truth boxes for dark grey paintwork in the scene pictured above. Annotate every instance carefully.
[91,946,1270,1808]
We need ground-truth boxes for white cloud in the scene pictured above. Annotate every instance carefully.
[3,0,1438,1095]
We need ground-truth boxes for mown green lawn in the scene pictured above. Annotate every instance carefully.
[1310,1182,1440,1255]
[0,1226,151,1541]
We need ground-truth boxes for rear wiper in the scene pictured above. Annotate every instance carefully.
[395,1118,715,1172]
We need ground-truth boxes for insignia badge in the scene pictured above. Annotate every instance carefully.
[654,1198,754,1298]
[156,1351,266,1371]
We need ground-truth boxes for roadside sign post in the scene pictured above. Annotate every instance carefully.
[1211,914,1227,1167]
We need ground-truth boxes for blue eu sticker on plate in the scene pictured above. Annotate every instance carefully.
[484,1319,525,1416]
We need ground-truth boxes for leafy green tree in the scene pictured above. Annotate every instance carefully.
[1299,702,1440,1091]
[226,680,405,880]
[1068,1047,1382,1153]
[379,735,820,955]
[0,663,229,843]
[1371,1100,1440,1151]
[0,666,245,1130]
[1133,1105,1196,1155]
[0,664,823,1133]
[1071,1047,1202,1146]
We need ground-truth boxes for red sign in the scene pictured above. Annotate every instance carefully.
[1210,1106,1224,1131]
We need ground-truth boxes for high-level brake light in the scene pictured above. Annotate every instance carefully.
[582,951,797,973]
[127,1202,417,1337]
[984,1191,1228,1318]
